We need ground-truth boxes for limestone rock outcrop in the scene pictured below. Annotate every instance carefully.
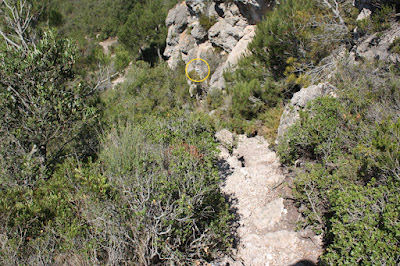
[164,0,273,90]
[352,22,400,64]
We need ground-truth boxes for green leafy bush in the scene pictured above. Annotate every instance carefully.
[277,97,347,165]
[322,182,400,265]
[389,37,400,54]
[249,0,344,80]
[211,0,345,140]
[278,61,400,263]
[101,61,192,126]
[114,45,131,71]
[0,158,111,264]
[118,0,177,57]
[0,31,97,185]
[356,4,395,34]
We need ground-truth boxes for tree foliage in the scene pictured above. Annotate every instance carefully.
[0,30,96,185]
[118,0,177,59]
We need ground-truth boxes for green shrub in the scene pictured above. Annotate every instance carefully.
[206,89,224,110]
[278,61,400,263]
[389,37,400,54]
[322,182,400,265]
[277,97,347,165]
[0,31,97,185]
[114,45,131,71]
[101,61,192,126]
[199,14,217,31]
[357,5,395,34]
[99,112,233,264]
[0,158,111,264]
[210,56,282,139]
[249,0,343,80]
[212,0,345,139]
[230,79,280,120]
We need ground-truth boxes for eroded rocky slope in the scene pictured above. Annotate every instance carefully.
[164,0,273,90]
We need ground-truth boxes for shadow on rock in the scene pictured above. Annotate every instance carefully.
[217,158,234,185]
[290,259,316,266]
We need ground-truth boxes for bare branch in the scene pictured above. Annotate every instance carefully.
[0,0,34,50]
[320,0,348,30]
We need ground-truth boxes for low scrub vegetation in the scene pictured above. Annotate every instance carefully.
[277,61,400,263]
[1,0,400,263]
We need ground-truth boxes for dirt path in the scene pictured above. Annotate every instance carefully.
[98,37,118,55]
[215,130,322,266]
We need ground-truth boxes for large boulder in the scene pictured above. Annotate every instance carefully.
[186,0,206,15]
[209,25,255,90]
[208,20,245,53]
[166,2,190,30]
[276,83,337,144]
[235,0,274,24]
[191,23,207,42]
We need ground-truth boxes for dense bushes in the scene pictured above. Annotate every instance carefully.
[98,113,232,264]
[43,0,135,40]
[118,0,178,62]
[277,61,400,263]
[208,0,347,140]
[356,4,396,34]
[324,181,400,264]
[0,2,234,263]
[0,159,112,264]
[249,0,345,81]
[1,92,233,265]
[101,60,192,125]
[0,31,97,186]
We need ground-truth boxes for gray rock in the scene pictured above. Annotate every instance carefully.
[209,25,255,90]
[180,33,195,54]
[209,64,225,90]
[236,0,274,24]
[186,0,205,15]
[276,83,337,144]
[165,27,179,47]
[164,31,196,68]
[191,23,207,42]
[166,3,189,33]
[252,198,287,232]
[216,129,322,265]
[356,8,372,21]
[208,21,244,52]
[355,23,400,63]
[215,129,234,146]
[164,0,270,88]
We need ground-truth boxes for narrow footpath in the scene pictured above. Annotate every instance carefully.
[215,130,322,266]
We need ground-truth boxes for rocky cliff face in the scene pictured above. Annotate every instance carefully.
[164,0,273,90]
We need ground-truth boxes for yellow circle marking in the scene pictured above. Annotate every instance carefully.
[185,58,210,83]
